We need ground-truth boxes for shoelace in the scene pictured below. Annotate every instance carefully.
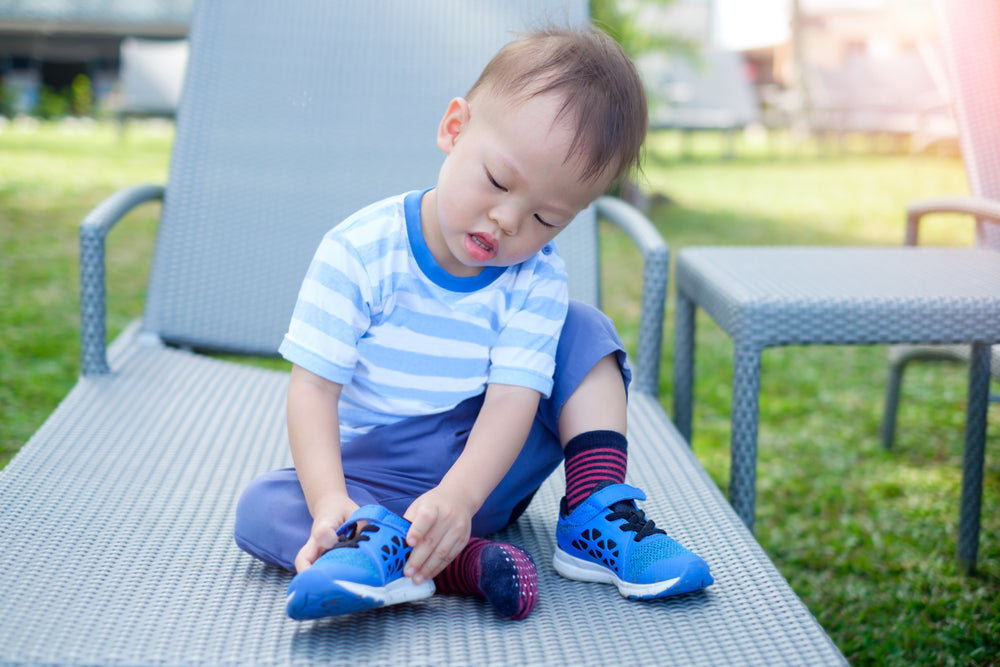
[606,501,666,542]
[332,523,380,550]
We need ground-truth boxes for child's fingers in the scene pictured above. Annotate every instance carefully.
[417,532,465,581]
[404,508,447,581]
[402,504,439,577]
[294,538,322,573]
[404,504,434,548]
[294,519,343,572]
[407,534,460,583]
[404,508,468,582]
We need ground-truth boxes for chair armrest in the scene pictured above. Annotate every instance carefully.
[594,195,669,397]
[905,196,1000,245]
[80,184,165,376]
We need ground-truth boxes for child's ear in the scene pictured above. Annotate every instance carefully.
[437,97,471,154]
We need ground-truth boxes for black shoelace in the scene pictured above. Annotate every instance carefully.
[332,523,379,550]
[607,501,666,542]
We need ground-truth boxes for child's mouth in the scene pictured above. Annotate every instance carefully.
[465,233,498,261]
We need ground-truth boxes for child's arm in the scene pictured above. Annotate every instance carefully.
[403,382,540,584]
[286,364,360,572]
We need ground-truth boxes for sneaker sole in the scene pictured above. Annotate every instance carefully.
[553,547,711,599]
[287,576,435,620]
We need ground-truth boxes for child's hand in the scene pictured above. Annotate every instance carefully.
[294,495,360,572]
[403,489,474,584]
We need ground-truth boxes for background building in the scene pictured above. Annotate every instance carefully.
[0,0,192,114]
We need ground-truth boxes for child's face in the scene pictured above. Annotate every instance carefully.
[421,90,611,277]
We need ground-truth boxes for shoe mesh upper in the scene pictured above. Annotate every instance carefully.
[314,544,378,578]
[626,534,689,579]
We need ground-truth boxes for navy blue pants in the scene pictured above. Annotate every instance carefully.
[234,300,629,571]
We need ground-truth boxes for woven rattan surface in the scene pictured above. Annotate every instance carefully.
[672,245,1000,569]
[2,1,845,663]
[0,328,845,666]
[939,0,1000,249]
[676,247,1000,348]
[880,0,1000,453]
[141,0,599,357]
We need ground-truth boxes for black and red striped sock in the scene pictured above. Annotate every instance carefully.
[434,537,538,620]
[562,430,628,512]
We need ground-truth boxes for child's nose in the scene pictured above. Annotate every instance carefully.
[490,207,520,236]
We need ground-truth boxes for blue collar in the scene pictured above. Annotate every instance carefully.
[405,189,505,292]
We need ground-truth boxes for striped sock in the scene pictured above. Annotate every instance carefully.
[563,430,628,512]
[434,537,538,620]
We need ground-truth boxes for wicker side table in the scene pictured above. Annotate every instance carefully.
[673,245,1000,572]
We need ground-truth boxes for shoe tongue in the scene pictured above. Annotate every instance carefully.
[609,499,638,514]
[337,523,379,548]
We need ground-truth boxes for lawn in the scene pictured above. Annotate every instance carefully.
[1,121,997,665]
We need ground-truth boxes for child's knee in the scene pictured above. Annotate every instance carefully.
[545,301,630,424]
[234,471,276,537]
[563,300,617,343]
[234,468,310,571]
[559,301,628,380]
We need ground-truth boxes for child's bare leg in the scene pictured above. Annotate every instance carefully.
[553,353,714,599]
[557,354,630,509]
[434,537,538,619]
[558,354,628,443]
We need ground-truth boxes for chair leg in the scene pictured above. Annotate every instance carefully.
[880,355,908,450]
[958,342,991,575]
[673,293,697,442]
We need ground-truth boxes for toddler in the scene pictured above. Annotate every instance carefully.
[235,26,712,621]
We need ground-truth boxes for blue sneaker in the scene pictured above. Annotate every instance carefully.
[554,483,713,599]
[286,505,435,620]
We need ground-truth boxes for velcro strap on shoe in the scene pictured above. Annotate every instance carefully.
[567,484,647,523]
[338,504,412,537]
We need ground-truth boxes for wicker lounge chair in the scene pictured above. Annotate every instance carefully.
[0,2,846,664]
[879,0,1000,450]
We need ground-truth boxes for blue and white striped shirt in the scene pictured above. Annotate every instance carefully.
[279,190,569,444]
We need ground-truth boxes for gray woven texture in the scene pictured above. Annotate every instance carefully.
[676,247,1000,348]
[672,245,1000,570]
[940,0,1000,247]
[141,0,615,357]
[595,196,669,396]
[0,328,845,666]
[80,184,165,375]
[1,0,847,664]
[142,0,596,355]
[881,0,1000,451]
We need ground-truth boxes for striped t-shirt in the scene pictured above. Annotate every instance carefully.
[279,190,569,444]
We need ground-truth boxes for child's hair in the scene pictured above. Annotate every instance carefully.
[466,26,647,185]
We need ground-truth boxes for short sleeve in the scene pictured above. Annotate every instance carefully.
[278,233,372,384]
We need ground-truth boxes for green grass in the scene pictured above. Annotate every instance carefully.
[1,120,170,468]
[2,122,998,665]
[603,130,998,666]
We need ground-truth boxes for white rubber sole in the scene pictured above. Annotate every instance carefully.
[553,547,680,599]
[286,576,435,619]
[336,576,436,606]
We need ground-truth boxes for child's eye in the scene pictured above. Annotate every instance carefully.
[534,213,556,228]
[487,171,507,192]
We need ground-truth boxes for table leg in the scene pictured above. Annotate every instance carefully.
[880,355,906,450]
[729,344,763,532]
[958,342,991,574]
[673,292,696,442]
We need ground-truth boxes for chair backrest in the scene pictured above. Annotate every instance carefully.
[937,0,1000,250]
[142,0,595,356]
